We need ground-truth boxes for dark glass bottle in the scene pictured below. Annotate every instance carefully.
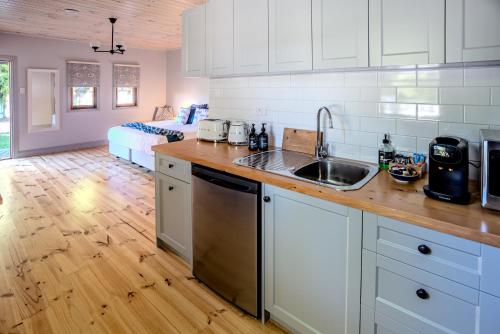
[248,123,259,151]
[258,123,269,151]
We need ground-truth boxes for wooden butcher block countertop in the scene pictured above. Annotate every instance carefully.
[153,139,500,248]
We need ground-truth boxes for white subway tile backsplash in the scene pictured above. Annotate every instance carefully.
[360,117,396,134]
[397,87,439,104]
[344,102,378,117]
[209,66,500,178]
[378,70,416,87]
[397,119,438,138]
[439,87,491,105]
[344,131,378,148]
[469,143,480,161]
[314,72,345,87]
[417,69,464,87]
[345,71,378,87]
[464,106,500,125]
[417,105,464,122]
[360,87,397,102]
[379,103,417,119]
[492,87,500,105]
[439,122,486,142]
[464,67,500,86]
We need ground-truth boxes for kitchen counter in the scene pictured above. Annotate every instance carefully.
[152,139,500,248]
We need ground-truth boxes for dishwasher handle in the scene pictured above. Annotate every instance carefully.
[192,164,259,194]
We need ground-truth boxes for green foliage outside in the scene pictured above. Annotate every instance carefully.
[0,63,8,107]
[0,133,9,149]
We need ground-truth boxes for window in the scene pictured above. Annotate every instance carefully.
[70,87,97,110]
[115,87,137,107]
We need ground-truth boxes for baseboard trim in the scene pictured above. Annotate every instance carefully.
[15,140,108,158]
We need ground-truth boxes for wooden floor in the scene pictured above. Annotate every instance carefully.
[0,147,286,334]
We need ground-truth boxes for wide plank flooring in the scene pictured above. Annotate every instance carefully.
[0,147,286,334]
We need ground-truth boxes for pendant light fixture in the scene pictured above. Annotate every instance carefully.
[90,17,125,55]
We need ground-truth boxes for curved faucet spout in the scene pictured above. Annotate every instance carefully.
[316,106,334,159]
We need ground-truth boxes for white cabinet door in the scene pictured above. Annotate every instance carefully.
[234,0,269,74]
[312,0,368,69]
[155,173,192,263]
[181,5,206,77]
[479,292,500,334]
[264,185,361,334]
[447,0,500,63]
[269,0,312,72]
[206,0,234,76]
[369,0,445,66]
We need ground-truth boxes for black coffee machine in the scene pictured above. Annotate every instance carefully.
[424,136,470,204]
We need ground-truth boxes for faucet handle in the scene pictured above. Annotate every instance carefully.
[316,144,329,159]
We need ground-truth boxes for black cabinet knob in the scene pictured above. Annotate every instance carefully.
[263,196,271,203]
[418,244,431,255]
[168,163,174,168]
[416,288,429,300]
[168,186,174,191]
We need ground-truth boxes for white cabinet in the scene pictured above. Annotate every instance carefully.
[369,0,445,66]
[234,0,269,74]
[206,0,234,76]
[155,154,192,263]
[312,0,368,69]
[269,0,312,72]
[446,0,500,63]
[264,185,361,334]
[181,5,206,77]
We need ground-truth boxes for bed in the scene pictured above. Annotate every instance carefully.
[108,119,198,171]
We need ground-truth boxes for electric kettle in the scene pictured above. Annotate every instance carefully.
[228,121,249,146]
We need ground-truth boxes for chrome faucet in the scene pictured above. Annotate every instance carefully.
[316,106,334,159]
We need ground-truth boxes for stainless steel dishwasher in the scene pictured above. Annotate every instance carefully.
[191,164,261,318]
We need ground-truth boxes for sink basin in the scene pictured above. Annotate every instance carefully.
[293,158,379,190]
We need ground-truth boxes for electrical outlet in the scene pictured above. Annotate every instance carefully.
[255,107,267,116]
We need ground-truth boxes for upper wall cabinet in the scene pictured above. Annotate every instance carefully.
[182,5,206,77]
[447,0,500,63]
[312,0,368,69]
[369,0,445,66]
[234,0,269,74]
[206,0,234,76]
[269,0,312,72]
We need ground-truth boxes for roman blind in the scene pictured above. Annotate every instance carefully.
[67,61,100,87]
[113,64,140,87]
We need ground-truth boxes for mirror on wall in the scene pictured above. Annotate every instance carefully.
[27,69,60,133]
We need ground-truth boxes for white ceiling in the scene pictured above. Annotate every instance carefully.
[0,0,207,50]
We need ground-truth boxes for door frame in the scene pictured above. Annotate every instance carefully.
[0,55,18,159]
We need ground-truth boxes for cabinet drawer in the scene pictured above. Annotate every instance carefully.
[156,154,191,183]
[363,214,481,288]
[361,305,420,334]
[367,254,479,334]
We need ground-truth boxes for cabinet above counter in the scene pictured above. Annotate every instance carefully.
[182,0,500,78]
[152,139,500,248]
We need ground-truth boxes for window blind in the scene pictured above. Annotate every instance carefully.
[67,61,100,87]
[113,64,140,87]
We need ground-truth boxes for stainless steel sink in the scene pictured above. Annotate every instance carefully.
[233,150,379,191]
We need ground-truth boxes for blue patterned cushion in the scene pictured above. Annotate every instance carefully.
[193,107,209,124]
[122,122,184,142]
[175,107,191,124]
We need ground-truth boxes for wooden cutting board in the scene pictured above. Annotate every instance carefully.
[282,128,320,155]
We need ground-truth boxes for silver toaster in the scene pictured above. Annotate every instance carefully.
[480,129,500,210]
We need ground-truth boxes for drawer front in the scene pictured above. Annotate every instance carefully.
[156,153,191,183]
[376,262,478,334]
[361,305,420,334]
[364,214,481,288]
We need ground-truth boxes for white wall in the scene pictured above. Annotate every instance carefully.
[166,49,209,112]
[0,33,167,153]
[210,67,500,179]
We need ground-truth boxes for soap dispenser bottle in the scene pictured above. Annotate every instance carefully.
[248,123,259,151]
[258,123,269,151]
[379,134,395,170]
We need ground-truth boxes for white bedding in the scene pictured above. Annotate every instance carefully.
[107,120,198,155]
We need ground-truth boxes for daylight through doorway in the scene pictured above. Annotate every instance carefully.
[0,61,11,159]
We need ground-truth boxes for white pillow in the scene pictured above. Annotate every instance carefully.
[175,107,191,124]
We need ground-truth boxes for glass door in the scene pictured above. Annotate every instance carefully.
[0,61,11,159]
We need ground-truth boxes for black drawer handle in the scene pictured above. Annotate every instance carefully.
[168,163,174,169]
[418,244,431,255]
[416,288,429,300]
[263,196,271,203]
[168,186,174,191]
